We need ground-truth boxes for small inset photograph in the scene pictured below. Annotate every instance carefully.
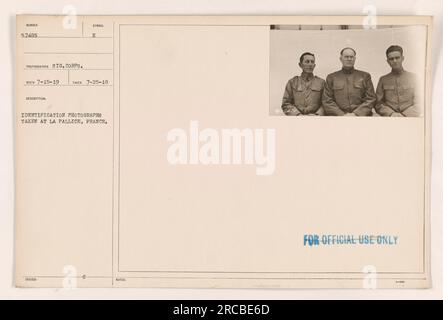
[269,25,427,117]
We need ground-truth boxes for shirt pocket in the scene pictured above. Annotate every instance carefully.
[290,79,303,92]
[382,84,396,102]
[310,81,323,92]
[383,84,395,91]
[399,84,414,102]
[295,84,305,92]
[353,78,364,89]
[333,80,345,90]
[291,80,306,106]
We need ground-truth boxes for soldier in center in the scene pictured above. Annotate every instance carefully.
[322,47,376,116]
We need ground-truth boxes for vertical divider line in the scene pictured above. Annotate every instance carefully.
[112,21,115,286]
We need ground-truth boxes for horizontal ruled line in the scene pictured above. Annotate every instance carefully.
[25,36,113,39]
[117,270,426,274]
[24,52,113,54]
[22,275,427,281]
[24,84,112,87]
[24,275,113,279]
[24,68,113,71]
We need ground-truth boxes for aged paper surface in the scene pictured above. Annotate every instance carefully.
[15,15,432,288]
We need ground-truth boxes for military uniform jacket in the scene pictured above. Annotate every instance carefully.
[281,74,325,115]
[322,68,376,116]
[375,70,420,117]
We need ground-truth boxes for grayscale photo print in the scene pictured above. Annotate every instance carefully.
[270,25,426,117]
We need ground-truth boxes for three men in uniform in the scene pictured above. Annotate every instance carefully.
[281,45,421,117]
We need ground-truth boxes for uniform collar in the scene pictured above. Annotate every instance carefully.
[392,68,405,75]
[301,72,314,81]
[342,67,355,74]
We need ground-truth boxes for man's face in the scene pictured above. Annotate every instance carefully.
[299,55,315,74]
[340,49,356,68]
[387,51,404,71]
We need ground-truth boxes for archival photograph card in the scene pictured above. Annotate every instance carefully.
[15,15,432,288]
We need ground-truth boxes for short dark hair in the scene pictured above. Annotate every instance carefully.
[340,47,356,56]
[299,52,315,63]
[386,45,403,57]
